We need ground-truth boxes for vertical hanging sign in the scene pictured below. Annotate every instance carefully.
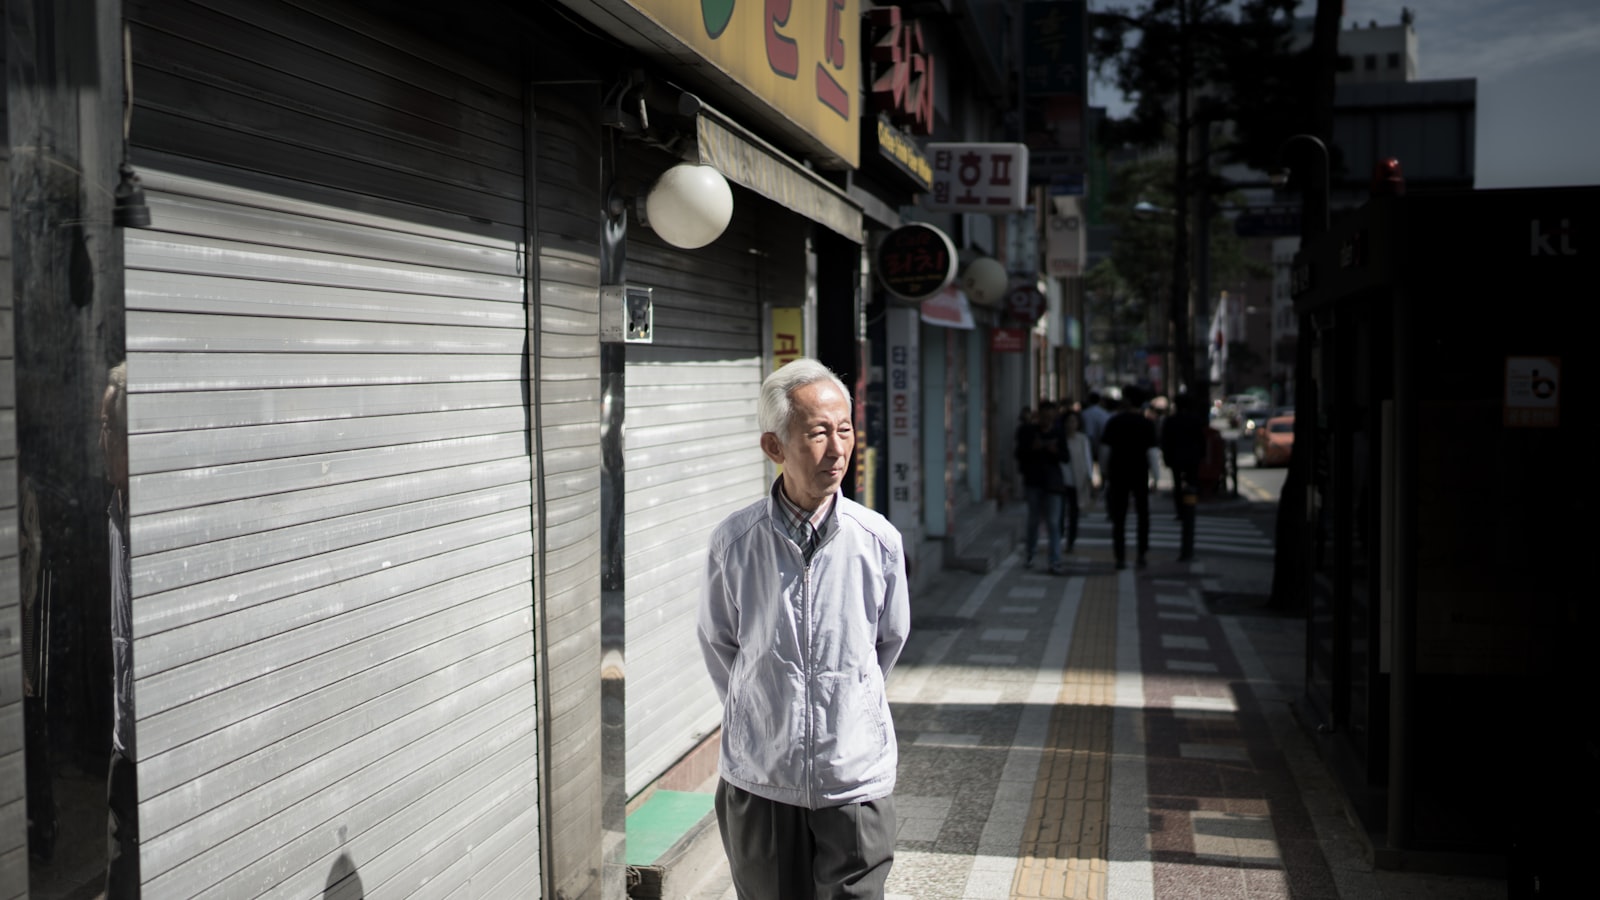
[1023,0,1087,190]
[885,307,921,539]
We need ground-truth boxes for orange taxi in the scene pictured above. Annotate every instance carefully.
[1253,414,1294,467]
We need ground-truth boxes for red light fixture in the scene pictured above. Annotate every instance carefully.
[1370,157,1406,197]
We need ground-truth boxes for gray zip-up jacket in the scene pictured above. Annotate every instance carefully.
[699,483,911,809]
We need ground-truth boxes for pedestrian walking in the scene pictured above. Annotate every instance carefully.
[1080,390,1112,488]
[699,358,911,900]
[1099,388,1158,569]
[1161,394,1210,562]
[1055,409,1094,555]
[1016,400,1064,573]
[1011,407,1032,499]
[1144,396,1167,494]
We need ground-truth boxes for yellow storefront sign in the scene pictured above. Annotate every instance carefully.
[771,307,804,372]
[628,0,859,168]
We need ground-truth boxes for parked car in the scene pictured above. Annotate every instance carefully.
[1253,413,1295,467]
[1243,403,1290,436]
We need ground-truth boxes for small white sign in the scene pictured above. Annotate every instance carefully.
[1046,200,1083,277]
[925,143,1029,212]
[1503,355,1560,427]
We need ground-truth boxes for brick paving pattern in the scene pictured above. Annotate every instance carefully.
[1014,575,1117,899]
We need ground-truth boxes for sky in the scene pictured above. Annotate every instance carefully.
[1089,0,1600,188]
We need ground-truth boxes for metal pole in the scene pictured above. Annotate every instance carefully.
[1195,119,1212,397]
[1169,1,1193,398]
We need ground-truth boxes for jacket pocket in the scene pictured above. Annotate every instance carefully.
[814,665,891,781]
[724,652,805,784]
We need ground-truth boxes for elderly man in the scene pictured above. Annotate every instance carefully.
[699,358,911,900]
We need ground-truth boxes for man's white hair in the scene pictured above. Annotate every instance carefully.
[759,358,850,438]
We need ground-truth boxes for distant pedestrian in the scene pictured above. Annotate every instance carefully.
[1099,388,1158,570]
[1161,394,1210,562]
[1144,397,1167,493]
[1080,391,1112,487]
[1056,410,1094,555]
[1017,400,1064,573]
[1012,408,1032,498]
[699,358,910,900]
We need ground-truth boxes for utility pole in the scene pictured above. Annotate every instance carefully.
[1195,117,1212,397]
[1270,0,1341,616]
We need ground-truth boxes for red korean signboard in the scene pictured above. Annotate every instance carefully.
[990,327,1028,353]
[866,6,934,135]
[875,222,957,301]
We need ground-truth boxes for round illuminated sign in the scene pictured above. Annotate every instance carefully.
[875,223,958,301]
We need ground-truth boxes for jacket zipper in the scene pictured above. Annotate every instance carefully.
[802,554,814,809]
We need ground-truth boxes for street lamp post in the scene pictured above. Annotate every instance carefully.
[1274,134,1330,239]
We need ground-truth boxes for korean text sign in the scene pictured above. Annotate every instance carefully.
[925,143,1029,213]
[627,0,860,167]
[885,307,921,537]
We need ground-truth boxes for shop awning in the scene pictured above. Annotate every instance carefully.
[920,285,975,330]
[693,104,863,244]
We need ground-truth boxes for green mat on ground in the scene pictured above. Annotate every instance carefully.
[625,789,716,866]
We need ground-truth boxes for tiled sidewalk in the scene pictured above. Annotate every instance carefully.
[1136,572,1338,899]
[690,525,1507,900]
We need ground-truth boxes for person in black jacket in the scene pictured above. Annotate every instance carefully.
[1161,394,1210,562]
[1099,389,1158,569]
[1015,401,1064,573]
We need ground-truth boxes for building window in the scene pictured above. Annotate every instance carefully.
[1387,52,1400,69]
[1364,54,1377,71]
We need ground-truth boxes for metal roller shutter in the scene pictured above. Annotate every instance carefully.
[0,25,23,895]
[621,147,809,795]
[124,1,541,896]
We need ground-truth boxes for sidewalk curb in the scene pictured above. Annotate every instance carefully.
[627,805,724,900]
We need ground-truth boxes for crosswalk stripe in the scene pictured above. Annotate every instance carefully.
[1050,512,1274,557]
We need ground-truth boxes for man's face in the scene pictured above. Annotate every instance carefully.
[761,380,854,510]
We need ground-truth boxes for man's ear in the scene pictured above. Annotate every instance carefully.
[760,432,786,464]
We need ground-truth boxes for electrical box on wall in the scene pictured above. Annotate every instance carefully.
[601,284,653,343]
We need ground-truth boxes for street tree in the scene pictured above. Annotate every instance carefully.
[1093,0,1344,611]
[1093,154,1264,390]
[1090,0,1317,391]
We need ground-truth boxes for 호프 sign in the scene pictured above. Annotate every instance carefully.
[924,143,1029,212]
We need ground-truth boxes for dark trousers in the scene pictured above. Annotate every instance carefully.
[1023,486,1062,567]
[24,695,55,860]
[1058,486,1080,550]
[1171,465,1199,558]
[715,780,896,900]
[1106,476,1150,564]
[107,750,140,899]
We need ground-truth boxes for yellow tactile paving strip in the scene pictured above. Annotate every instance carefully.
[1013,570,1120,899]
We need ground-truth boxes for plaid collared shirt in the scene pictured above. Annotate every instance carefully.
[774,480,834,565]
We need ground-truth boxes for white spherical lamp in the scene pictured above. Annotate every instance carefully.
[961,256,1008,305]
[643,163,734,249]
